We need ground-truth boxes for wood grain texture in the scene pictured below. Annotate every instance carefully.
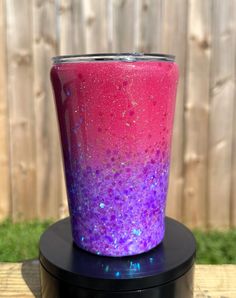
[58,0,74,54]
[6,0,37,220]
[230,0,236,228]
[230,1,236,227]
[208,0,235,229]
[81,0,109,53]
[0,0,10,220]
[139,0,162,53]
[0,261,40,298]
[33,0,63,219]
[194,265,236,297]
[111,0,139,52]
[162,0,188,222]
[183,0,212,228]
[0,262,236,298]
[58,0,85,54]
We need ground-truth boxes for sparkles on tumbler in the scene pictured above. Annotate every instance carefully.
[51,53,178,257]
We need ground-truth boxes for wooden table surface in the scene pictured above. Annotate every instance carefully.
[0,261,235,297]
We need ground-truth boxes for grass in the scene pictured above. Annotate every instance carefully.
[0,219,52,262]
[193,229,236,264]
[0,219,236,263]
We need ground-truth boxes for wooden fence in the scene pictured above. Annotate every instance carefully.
[0,0,236,229]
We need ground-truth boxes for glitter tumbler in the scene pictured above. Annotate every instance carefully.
[50,53,178,257]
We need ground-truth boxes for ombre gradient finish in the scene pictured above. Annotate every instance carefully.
[51,59,178,256]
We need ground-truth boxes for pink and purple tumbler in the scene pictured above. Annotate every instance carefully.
[51,53,178,257]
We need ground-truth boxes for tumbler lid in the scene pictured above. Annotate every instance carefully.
[39,217,195,291]
[52,53,175,64]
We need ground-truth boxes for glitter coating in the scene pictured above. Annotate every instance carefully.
[51,60,178,256]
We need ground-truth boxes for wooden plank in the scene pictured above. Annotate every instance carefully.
[0,0,10,220]
[111,0,139,52]
[1,262,236,297]
[139,0,162,52]
[70,0,110,53]
[81,0,109,53]
[161,0,188,222]
[208,0,235,229]
[59,0,110,54]
[194,265,236,297]
[58,0,85,54]
[183,0,212,228]
[230,1,236,228]
[33,0,64,219]
[6,0,36,220]
[0,261,40,298]
[111,0,162,53]
[58,0,74,54]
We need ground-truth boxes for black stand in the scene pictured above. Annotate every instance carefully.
[39,217,196,297]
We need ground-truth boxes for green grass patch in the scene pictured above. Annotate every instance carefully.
[0,220,236,263]
[0,219,52,262]
[193,229,236,264]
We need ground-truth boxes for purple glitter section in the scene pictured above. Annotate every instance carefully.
[65,150,170,257]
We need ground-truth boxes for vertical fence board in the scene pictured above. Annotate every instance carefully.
[208,0,235,229]
[71,0,86,53]
[81,0,109,53]
[162,0,188,222]
[33,0,63,219]
[111,0,138,52]
[183,0,212,228]
[6,0,36,220]
[58,0,85,54]
[139,0,162,52]
[230,1,236,228]
[58,0,74,54]
[0,0,10,220]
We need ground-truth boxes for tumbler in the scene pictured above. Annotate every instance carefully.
[50,53,178,257]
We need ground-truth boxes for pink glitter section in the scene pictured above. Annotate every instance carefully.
[51,60,178,256]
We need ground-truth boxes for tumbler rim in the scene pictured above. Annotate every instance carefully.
[52,53,175,64]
